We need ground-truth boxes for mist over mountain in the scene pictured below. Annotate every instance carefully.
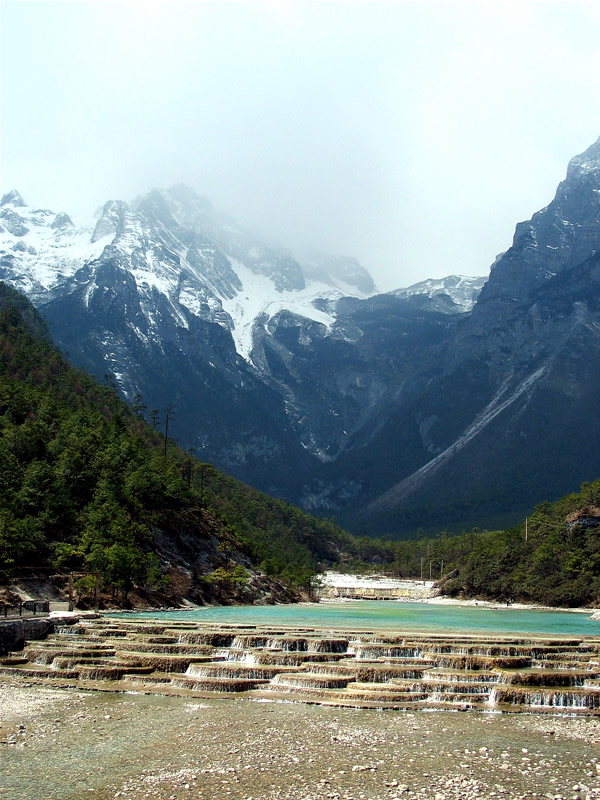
[2,137,600,536]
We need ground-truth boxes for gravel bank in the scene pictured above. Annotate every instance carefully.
[1,680,599,800]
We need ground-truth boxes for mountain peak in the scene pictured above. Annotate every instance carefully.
[50,211,74,230]
[1,189,25,208]
[91,200,129,242]
[167,183,213,211]
[479,135,600,305]
[566,136,600,180]
[297,250,376,296]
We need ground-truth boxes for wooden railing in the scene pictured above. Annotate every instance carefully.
[1,600,50,618]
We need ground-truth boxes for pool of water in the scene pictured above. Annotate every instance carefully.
[115,600,600,637]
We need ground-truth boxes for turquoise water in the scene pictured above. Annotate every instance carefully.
[117,601,600,637]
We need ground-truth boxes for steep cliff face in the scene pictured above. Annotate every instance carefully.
[479,138,600,304]
[353,139,600,533]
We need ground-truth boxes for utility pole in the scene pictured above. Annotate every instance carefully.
[525,517,528,542]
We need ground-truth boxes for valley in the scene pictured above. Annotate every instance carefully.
[6,141,600,534]
[4,6,600,800]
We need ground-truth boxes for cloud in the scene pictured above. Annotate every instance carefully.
[2,1,600,290]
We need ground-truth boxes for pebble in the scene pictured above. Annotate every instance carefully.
[2,680,600,800]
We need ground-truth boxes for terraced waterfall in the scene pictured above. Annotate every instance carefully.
[2,617,600,715]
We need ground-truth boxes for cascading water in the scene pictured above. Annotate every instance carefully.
[218,648,258,663]
[4,618,600,715]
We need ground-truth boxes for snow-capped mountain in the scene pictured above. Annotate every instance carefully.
[295,249,376,295]
[0,186,373,368]
[479,136,600,305]
[3,136,600,536]
[0,184,387,497]
[0,190,115,303]
[390,274,487,312]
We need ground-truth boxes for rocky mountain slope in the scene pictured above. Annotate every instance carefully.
[352,138,600,533]
[2,137,600,536]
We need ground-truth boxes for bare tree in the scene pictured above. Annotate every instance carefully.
[163,403,175,458]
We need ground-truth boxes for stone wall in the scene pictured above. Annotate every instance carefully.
[0,615,82,655]
[0,618,55,655]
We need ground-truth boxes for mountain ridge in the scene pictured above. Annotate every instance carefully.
[2,137,599,536]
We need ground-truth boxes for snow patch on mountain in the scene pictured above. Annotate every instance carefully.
[0,186,374,364]
[221,257,362,361]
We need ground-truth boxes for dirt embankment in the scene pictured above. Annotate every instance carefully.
[1,568,306,612]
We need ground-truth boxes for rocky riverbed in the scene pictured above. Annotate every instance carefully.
[1,680,600,800]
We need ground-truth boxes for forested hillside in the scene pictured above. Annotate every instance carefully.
[0,283,360,605]
[382,480,600,607]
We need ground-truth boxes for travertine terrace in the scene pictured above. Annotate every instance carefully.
[2,617,600,714]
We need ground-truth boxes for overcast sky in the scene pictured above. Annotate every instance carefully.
[2,1,600,291]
